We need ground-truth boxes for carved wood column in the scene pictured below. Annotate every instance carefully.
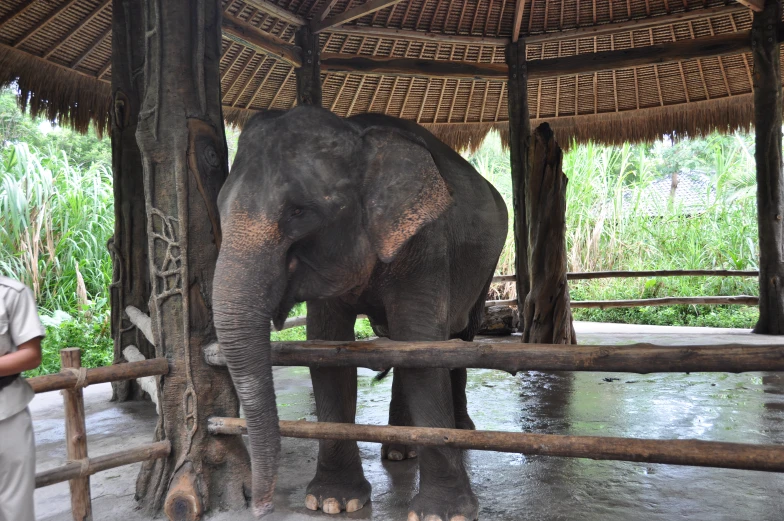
[506,39,530,326]
[110,0,153,402]
[133,0,251,518]
[752,0,784,335]
[295,26,322,106]
[522,123,577,344]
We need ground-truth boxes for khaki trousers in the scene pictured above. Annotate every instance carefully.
[0,407,36,521]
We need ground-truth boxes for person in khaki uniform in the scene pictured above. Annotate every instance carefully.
[0,275,45,521]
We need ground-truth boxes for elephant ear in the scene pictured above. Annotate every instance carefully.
[361,128,452,263]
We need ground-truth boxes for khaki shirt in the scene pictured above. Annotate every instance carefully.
[0,276,45,422]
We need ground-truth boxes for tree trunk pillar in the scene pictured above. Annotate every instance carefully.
[132,0,251,518]
[506,39,530,324]
[110,0,154,402]
[522,123,577,344]
[752,0,784,335]
[295,26,322,106]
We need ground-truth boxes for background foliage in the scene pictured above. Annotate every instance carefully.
[1,87,762,374]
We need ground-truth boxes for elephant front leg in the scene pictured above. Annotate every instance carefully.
[451,368,475,431]
[382,370,418,461]
[398,368,478,521]
[305,302,371,514]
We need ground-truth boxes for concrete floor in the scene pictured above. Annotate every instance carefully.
[32,322,784,521]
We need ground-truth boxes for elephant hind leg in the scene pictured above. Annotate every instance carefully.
[383,369,418,461]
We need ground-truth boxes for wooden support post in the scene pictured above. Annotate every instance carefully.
[522,123,576,344]
[60,348,92,521]
[295,26,322,106]
[752,0,784,335]
[110,0,154,402]
[506,39,530,325]
[133,0,251,517]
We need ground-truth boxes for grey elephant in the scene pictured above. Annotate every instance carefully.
[213,106,508,521]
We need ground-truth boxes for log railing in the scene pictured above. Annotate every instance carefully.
[201,337,784,477]
[489,270,760,309]
[27,348,171,519]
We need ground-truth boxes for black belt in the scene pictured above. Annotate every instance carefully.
[0,374,20,391]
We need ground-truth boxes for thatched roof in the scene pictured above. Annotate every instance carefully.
[0,0,773,149]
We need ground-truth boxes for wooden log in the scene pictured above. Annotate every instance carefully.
[243,0,307,26]
[35,441,171,488]
[478,305,517,335]
[28,358,169,394]
[198,338,784,373]
[752,0,784,335]
[320,53,508,79]
[487,296,759,307]
[208,419,784,473]
[571,296,759,308]
[125,305,154,346]
[295,26,322,106]
[522,123,576,345]
[60,349,92,521]
[122,346,159,413]
[506,38,531,325]
[222,12,302,67]
[493,270,760,283]
[312,0,405,33]
[163,462,202,521]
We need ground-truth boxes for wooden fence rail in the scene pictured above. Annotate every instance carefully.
[492,270,760,283]
[208,418,784,473]
[27,350,171,521]
[486,296,760,308]
[202,338,784,374]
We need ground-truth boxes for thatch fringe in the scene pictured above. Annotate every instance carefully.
[222,106,259,129]
[0,43,111,136]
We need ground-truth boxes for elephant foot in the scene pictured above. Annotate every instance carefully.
[305,471,371,514]
[406,489,478,521]
[382,443,417,461]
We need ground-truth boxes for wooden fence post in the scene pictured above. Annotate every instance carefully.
[60,348,92,521]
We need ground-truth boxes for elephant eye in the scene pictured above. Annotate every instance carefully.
[290,207,303,218]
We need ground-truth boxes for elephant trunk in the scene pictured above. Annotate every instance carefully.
[213,246,286,518]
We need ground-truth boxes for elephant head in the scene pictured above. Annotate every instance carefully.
[212,106,451,516]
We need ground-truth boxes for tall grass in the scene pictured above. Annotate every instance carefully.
[465,132,760,328]
[0,142,114,312]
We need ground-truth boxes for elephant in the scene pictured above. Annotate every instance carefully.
[212,105,508,521]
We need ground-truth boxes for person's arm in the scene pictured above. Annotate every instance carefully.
[0,338,42,376]
[1,285,45,376]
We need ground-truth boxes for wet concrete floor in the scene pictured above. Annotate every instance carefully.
[33,322,784,520]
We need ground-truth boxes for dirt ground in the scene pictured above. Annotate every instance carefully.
[32,322,784,520]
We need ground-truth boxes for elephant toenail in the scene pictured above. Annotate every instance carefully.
[388,450,404,461]
[305,494,318,511]
[322,498,341,514]
[423,516,444,521]
[407,450,418,458]
[407,512,421,521]
[450,516,469,521]
[346,499,364,512]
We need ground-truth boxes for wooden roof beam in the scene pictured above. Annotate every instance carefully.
[735,0,764,12]
[512,0,527,42]
[0,0,36,29]
[222,12,302,67]
[13,0,80,49]
[44,0,110,60]
[313,0,341,23]
[242,0,306,26]
[320,23,783,80]
[312,0,406,33]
